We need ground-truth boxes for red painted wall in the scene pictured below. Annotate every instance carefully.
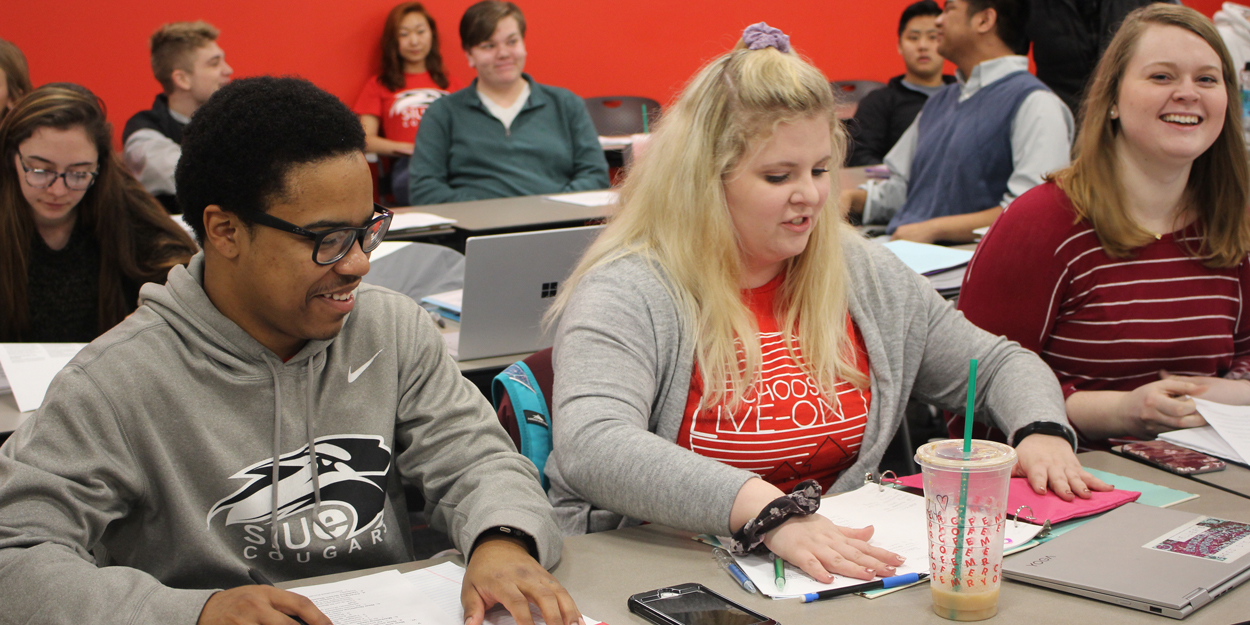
[1,0,1229,146]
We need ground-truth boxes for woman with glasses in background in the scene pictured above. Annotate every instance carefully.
[0,83,197,342]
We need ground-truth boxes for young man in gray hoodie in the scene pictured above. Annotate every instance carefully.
[0,77,580,625]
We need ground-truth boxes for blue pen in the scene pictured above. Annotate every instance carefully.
[800,572,928,603]
[712,548,757,594]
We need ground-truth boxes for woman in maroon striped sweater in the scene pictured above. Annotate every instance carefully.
[958,4,1250,445]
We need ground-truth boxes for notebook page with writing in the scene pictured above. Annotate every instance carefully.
[731,484,930,598]
[403,562,604,625]
[288,569,456,624]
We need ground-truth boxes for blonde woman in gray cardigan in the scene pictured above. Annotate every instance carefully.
[544,24,1111,587]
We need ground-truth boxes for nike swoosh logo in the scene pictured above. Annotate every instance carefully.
[348,349,384,383]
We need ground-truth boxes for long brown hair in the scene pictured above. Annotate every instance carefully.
[1053,4,1250,267]
[0,38,32,109]
[0,83,197,341]
[379,3,449,91]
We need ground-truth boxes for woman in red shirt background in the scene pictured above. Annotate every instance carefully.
[354,2,464,204]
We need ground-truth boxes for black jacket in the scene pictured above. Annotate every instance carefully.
[845,74,956,167]
[1026,0,1178,117]
[122,95,186,214]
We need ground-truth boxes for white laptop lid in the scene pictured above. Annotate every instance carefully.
[1003,503,1250,618]
[456,225,604,361]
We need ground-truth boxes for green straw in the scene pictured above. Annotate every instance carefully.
[953,359,978,595]
[642,103,649,134]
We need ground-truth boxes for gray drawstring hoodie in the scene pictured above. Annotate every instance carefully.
[0,253,561,623]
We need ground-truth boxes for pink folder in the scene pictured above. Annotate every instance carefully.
[896,474,1141,524]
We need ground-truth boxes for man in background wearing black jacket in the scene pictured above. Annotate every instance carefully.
[846,1,956,166]
[1025,0,1178,119]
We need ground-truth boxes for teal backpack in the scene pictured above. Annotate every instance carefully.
[491,354,554,490]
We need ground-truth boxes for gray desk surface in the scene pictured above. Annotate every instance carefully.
[280,452,1249,625]
[402,194,612,235]
[1188,461,1250,497]
[393,168,869,237]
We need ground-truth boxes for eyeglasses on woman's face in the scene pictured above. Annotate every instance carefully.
[17,152,98,191]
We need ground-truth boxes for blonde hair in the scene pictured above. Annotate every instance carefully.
[150,21,220,95]
[551,37,863,412]
[1053,4,1250,267]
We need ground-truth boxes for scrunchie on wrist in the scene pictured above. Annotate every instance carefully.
[724,479,821,555]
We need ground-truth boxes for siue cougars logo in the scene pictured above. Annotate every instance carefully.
[207,435,392,539]
[390,88,446,128]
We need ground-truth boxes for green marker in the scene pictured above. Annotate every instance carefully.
[774,554,786,593]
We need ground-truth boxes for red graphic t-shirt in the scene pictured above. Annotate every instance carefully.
[352,72,464,144]
[677,274,871,492]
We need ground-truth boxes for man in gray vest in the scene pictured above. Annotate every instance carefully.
[843,0,1073,244]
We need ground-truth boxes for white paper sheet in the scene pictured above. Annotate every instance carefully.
[389,212,456,232]
[0,343,88,412]
[402,562,603,625]
[369,241,414,262]
[732,485,928,598]
[543,190,619,207]
[880,240,975,276]
[1160,425,1246,464]
[732,484,1043,599]
[1191,398,1250,463]
[598,136,633,149]
[288,569,455,624]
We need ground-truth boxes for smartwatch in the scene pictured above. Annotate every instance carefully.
[474,526,538,558]
[1011,421,1078,451]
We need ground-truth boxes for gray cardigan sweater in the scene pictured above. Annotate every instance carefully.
[545,229,1067,537]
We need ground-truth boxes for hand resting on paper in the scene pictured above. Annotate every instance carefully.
[197,585,331,625]
[462,535,583,625]
[1162,371,1250,406]
[1065,375,1209,440]
[730,478,906,585]
[1013,433,1113,501]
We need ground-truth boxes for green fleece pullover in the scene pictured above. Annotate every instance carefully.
[408,75,609,205]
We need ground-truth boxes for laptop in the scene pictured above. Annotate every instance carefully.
[448,225,604,361]
[1003,503,1250,618]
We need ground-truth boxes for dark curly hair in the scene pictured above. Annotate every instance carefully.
[176,76,366,242]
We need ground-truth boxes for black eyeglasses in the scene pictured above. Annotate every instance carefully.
[17,152,98,191]
[249,204,393,265]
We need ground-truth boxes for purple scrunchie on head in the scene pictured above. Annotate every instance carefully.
[742,22,791,53]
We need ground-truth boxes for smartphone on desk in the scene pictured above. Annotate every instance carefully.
[1115,440,1226,475]
[628,583,778,625]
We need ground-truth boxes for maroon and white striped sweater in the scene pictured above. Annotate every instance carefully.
[958,181,1250,403]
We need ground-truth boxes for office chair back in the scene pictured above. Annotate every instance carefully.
[831,80,887,104]
[584,96,662,136]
